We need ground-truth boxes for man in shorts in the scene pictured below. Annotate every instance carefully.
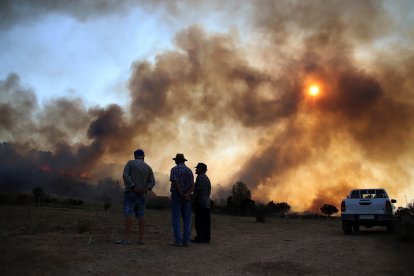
[116,149,155,245]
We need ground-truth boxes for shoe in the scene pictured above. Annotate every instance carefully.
[168,242,182,247]
[115,239,130,245]
[182,242,189,247]
[137,240,144,245]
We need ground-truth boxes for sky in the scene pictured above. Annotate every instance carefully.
[1,0,414,211]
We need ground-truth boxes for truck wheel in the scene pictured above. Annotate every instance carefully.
[386,222,395,234]
[342,220,352,234]
[352,225,360,232]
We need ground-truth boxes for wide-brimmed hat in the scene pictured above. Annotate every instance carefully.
[173,153,187,162]
[195,163,207,171]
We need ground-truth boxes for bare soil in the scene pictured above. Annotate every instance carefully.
[1,205,413,275]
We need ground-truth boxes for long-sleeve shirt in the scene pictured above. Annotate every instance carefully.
[123,159,155,192]
[170,163,194,194]
[194,173,211,208]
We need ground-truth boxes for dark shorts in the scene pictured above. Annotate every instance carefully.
[123,191,145,218]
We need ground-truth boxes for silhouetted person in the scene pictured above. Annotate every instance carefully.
[192,163,211,243]
[116,149,155,245]
[169,153,194,247]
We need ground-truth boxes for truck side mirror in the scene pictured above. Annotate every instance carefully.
[391,199,397,203]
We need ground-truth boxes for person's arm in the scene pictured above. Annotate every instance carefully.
[172,180,184,197]
[145,168,156,193]
[122,162,135,190]
[170,167,184,197]
[184,170,194,200]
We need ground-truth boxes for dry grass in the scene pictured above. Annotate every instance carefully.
[1,204,413,275]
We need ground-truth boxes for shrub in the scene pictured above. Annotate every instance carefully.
[395,202,414,242]
[146,196,170,210]
[67,198,84,206]
[320,204,339,217]
[266,201,291,216]
[396,214,414,242]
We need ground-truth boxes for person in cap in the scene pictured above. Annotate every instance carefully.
[116,149,155,245]
[191,163,211,243]
[169,153,194,247]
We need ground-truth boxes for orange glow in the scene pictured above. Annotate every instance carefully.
[40,165,52,172]
[308,85,320,97]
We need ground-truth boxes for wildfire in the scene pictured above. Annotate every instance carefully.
[60,170,91,179]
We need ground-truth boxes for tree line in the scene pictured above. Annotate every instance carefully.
[218,181,339,218]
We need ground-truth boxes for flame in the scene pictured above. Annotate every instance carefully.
[60,170,90,179]
[40,165,52,172]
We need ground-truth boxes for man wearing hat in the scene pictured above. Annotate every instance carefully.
[192,163,211,243]
[169,153,194,247]
[116,149,155,245]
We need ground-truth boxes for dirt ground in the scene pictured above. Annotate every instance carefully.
[1,205,413,276]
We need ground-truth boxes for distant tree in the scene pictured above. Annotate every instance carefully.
[231,181,251,203]
[32,187,46,206]
[226,181,255,216]
[266,201,291,215]
[320,204,339,217]
[67,198,84,206]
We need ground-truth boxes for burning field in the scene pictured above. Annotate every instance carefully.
[1,0,414,211]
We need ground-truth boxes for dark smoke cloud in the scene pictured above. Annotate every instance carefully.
[0,0,137,29]
[0,73,132,200]
[0,0,235,30]
[1,1,414,210]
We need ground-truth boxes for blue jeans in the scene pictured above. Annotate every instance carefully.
[171,191,192,244]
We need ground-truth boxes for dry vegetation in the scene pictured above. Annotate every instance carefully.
[1,204,413,275]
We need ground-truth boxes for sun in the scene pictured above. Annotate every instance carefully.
[308,85,320,97]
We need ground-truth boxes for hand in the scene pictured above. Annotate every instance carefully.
[184,193,191,201]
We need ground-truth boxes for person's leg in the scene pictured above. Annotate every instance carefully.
[138,217,144,243]
[171,193,182,244]
[197,206,210,242]
[125,216,133,240]
[205,207,211,242]
[136,195,145,243]
[182,200,192,245]
[194,204,201,241]
[116,192,134,244]
[197,205,206,242]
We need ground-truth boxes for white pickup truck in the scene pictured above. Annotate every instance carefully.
[341,189,397,234]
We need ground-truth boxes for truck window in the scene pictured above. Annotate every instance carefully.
[361,190,377,199]
[375,190,386,198]
[350,190,360,198]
